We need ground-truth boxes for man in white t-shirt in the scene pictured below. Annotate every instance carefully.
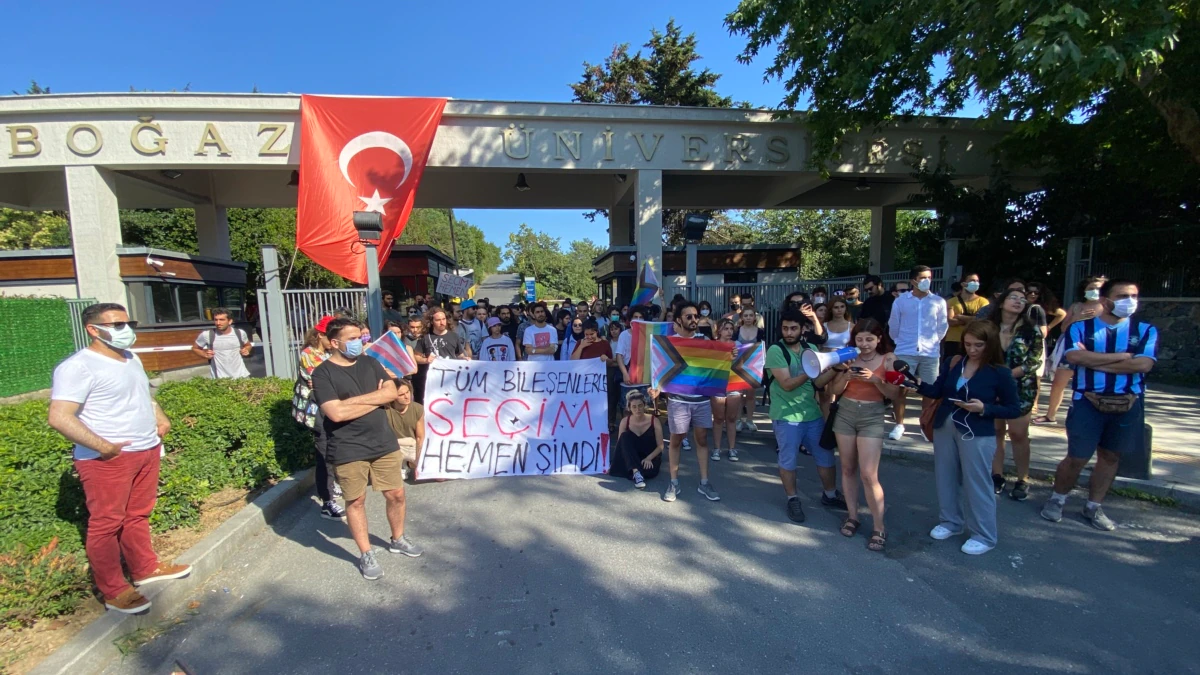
[522,302,558,362]
[192,308,252,379]
[48,303,192,615]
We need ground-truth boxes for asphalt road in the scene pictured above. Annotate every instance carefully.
[473,273,524,305]
[105,440,1200,675]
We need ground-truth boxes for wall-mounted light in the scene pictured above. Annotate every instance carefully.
[854,178,871,192]
[514,173,531,192]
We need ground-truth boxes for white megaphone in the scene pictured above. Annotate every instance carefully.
[802,346,860,378]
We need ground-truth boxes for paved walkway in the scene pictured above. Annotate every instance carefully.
[885,382,1200,495]
[103,441,1200,674]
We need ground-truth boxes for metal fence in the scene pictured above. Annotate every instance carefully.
[66,298,97,351]
[259,288,368,380]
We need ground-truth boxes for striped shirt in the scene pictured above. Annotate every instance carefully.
[1066,317,1158,400]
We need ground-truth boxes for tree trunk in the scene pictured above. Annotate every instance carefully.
[1134,72,1200,165]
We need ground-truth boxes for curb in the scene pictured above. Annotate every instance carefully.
[879,442,1200,511]
[30,467,316,675]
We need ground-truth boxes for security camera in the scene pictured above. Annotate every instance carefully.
[629,254,636,262]
[146,256,166,268]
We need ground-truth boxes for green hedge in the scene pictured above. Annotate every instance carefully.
[0,377,313,627]
[0,297,76,398]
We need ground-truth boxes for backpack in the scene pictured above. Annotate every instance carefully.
[206,327,250,349]
[761,339,817,401]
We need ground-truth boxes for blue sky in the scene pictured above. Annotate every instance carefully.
[3,0,978,261]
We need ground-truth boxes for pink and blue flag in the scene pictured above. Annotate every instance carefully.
[365,330,417,376]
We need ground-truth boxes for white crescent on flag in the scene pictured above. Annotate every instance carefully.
[337,131,414,188]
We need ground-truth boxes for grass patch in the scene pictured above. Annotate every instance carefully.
[1109,487,1180,508]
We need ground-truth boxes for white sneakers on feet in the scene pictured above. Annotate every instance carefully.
[960,539,995,555]
[888,424,906,441]
[929,525,963,540]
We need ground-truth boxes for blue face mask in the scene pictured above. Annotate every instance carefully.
[341,338,364,358]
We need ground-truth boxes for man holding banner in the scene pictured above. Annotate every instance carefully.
[311,318,424,581]
[656,302,722,503]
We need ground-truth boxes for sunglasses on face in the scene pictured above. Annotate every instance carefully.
[91,321,139,330]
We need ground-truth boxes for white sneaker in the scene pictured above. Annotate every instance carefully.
[961,539,995,555]
[734,419,745,432]
[682,438,691,450]
[744,420,759,433]
[710,449,721,461]
[929,524,963,540]
[888,424,906,441]
[728,448,740,462]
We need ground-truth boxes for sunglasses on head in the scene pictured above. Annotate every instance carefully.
[92,321,138,330]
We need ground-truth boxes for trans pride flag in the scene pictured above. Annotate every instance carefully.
[627,320,674,385]
[727,342,765,393]
[651,336,733,398]
[630,261,660,307]
[365,330,417,376]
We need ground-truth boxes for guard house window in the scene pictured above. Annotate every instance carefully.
[143,282,246,324]
[150,283,180,323]
[178,287,203,322]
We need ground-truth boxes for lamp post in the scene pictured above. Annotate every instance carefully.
[354,211,384,339]
[682,212,710,298]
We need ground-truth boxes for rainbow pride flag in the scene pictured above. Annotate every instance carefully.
[627,320,674,385]
[651,335,733,398]
[630,260,660,307]
[728,342,765,393]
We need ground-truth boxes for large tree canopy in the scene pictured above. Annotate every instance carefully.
[726,1,1199,166]
[504,224,603,300]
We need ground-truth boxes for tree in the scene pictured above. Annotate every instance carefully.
[571,20,734,241]
[0,209,70,249]
[504,224,601,300]
[396,209,501,277]
[726,1,1200,166]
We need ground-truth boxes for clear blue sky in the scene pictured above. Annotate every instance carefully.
[3,0,979,262]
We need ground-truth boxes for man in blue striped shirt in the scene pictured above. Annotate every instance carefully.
[1041,280,1158,531]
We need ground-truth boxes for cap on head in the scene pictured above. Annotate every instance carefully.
[460,299,477,310]
[314,315,335,333]
[486,317,502,328]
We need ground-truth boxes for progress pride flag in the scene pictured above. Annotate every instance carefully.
[417,359,610,480]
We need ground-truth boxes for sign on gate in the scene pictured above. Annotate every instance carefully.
[417,359,610,479]
[436,272,472,298]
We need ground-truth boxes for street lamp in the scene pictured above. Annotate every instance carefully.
[354,211,385,339]
[682,212,710,296]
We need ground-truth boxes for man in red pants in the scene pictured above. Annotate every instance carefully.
[48,303,191,614]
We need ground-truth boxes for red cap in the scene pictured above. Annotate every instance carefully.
[314,315,335,333]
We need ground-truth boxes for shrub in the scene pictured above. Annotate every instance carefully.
[0,539,91,628]
[0,376,313,623]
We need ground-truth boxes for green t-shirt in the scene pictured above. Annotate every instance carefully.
[766,343,823,423]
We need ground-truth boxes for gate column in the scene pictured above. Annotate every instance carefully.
[634,169,663,308]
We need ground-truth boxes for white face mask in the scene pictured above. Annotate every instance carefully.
[1084,289,1101,301]
[97,324,137,350]
[700,309,710,317]
[1112,298,1138,318]
[965,281,980,293]
[813,295,826,304]
[916,279,932,292]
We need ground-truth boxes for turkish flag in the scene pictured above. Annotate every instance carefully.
[296,95,446,284]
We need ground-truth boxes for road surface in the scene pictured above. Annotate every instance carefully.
[473,273,524,305]
[102,438,1200,675]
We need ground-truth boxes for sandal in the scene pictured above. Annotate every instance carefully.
[1031,415,1055,426]
[839,518,860,538]
[867,530,887,552]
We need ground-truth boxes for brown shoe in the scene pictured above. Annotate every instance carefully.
[132,562,193,587]
[104,588,152,614]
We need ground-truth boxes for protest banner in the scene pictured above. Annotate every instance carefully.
[417,358,610,479]
[435,271,472,298]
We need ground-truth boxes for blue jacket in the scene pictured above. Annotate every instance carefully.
[916,360,1022,437]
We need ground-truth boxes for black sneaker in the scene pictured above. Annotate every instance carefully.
[821,491,848,510]
[786,497,806,523]
[992,474,1006,495]
[1010,480,1030,501]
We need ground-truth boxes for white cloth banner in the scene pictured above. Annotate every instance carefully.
[417,358,610,479]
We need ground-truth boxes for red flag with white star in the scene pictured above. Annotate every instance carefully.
[296,95,446,284]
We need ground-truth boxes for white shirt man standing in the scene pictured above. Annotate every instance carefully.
[887,265,949,440]
[48,303,191,614]
[192,308,252,379]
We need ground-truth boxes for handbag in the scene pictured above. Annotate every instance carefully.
[1083,392,1137,414]
[819,400,840,451]
[917,355,962,443]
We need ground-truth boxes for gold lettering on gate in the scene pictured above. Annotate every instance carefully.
[724,133,750,164]
[632,133,663,161]
[130,117,168,156]
[766,136,790,164]
[682,134,708,163]
[6,125,41,158]
[602,127,614,162]
[66,124,103,157]
[195,123,232,156]
[256,123,291,156]
[502,124,533,160]
[554,131,582,161]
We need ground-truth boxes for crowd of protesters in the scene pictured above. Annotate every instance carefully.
[48,268,1158,601]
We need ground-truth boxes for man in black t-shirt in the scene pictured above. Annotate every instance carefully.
[312,317,424,580]
[416,307,467,361]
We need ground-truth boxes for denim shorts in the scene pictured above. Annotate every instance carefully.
[667,399,713,435]
[774,418,834,470]
[831,399,888,439]
[1066,395,1144,460]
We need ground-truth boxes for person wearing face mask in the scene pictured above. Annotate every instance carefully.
[294,316,345,521]
[49,303,190,615]
[696,300,717,338]
[916,321,1022,555]
[987,289,1044,500]
[945,273,989,360]
[1035,277,1107,425]
[1041,280,1158,531]
[888,265,949,440]
[311,317,423,580]
[722,294,743,322]
[811,286,829,307]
